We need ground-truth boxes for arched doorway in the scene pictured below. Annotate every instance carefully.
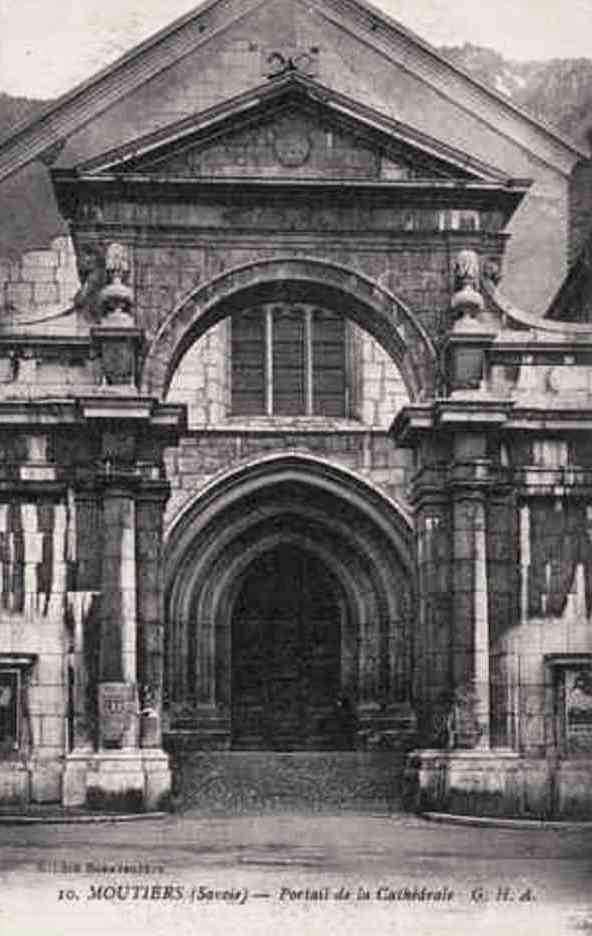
[231,544,346,750]
[164,454,416,752]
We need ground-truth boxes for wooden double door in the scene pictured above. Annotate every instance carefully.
[231,545,346,750]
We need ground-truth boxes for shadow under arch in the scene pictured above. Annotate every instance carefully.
[141,256,437,403]
[164,452,416,750]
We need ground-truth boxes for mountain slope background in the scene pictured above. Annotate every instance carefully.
[0,44,591,258]
[441,44,592,147]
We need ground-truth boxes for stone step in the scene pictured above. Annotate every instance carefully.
[170,751,407,814]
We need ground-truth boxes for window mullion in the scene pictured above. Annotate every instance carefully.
[304,307,314,416]
[265,305,274,416]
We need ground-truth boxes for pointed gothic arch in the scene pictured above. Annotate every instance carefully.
[164,452,416,749]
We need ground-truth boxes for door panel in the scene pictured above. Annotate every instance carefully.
[231,546,343,750]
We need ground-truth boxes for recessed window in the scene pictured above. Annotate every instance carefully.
[231,303,347,417]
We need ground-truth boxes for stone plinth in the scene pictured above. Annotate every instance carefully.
[62,750,171,811]
[402,749,592,819]
[0,763,30,806]
[556,760,592,819]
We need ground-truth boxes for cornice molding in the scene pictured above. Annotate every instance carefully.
[67,73,517,185]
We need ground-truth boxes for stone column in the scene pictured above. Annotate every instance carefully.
[409,436,452,746]
[69,490,102,752]
[135,481,169,748]
[355,578,385,745]
[98,475,139,750]
[449,434,491,750]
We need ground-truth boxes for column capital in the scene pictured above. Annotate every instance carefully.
[135,479,171,505]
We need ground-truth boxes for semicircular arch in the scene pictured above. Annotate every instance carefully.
[142,257,437,403]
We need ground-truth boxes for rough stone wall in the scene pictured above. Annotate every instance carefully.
[0,237,80,317]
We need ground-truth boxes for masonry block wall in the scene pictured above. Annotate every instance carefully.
[167,321,231,426]
[0,237,80,319]
[75,214,504,348]
[163,432,414,532]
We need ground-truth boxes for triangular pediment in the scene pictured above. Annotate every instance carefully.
[75,76,512,184]
[0,0,583,187]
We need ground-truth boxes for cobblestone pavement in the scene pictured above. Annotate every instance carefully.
[1,812,591,936]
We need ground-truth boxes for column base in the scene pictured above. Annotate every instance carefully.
[404,749,555,819]
[356,703,417,751]
[62,749,171,812]
[0,762,30,806]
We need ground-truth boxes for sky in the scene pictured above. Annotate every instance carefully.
[0,0,591,98]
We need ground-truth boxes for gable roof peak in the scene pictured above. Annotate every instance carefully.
[0,0,585,186]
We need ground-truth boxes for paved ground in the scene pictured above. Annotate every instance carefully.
[1,811,591,936]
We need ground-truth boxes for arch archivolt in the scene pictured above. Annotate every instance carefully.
[142,257,437,404]
[164,454,416,745]
[165,451,414,574]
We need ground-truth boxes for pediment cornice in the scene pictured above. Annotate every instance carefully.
[61,73,522,187]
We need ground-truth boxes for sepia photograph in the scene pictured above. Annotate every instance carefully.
[0,0,591,933]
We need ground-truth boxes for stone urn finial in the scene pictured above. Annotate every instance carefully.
[99,243,134,323]
[451,249,485,329]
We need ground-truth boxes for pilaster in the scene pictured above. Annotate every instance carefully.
[135,481,170,749]
[97,472,139,750]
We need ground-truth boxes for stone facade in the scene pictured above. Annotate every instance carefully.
[0,237,80,322]
[0,0,590,817]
